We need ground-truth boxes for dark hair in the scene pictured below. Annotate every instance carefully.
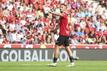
[61,4,66,6]
[61,4,67,8]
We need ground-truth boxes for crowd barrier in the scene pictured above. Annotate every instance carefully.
[0,44,107,61]
[0,44,107,49]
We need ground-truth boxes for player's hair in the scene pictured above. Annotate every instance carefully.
[60,4,67,8]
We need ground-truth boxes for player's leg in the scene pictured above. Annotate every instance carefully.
[64,37,77,66]
[49,45,60,66]
[53,45,60,63]
[65,46,75,66]
[49,36,63,67]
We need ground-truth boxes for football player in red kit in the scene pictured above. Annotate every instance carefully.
[49,4,77,67]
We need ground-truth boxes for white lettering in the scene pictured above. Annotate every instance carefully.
[1,50,9,61]
[24,50,31,61]
[18,50,23,61]
[39,50,44,61]
[32,51,38,61]
[45,50,51,61]
[0,49,76,62]
[60,50,68,61]
[9,50,17,61]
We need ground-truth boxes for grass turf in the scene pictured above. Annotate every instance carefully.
[0,61,107,71]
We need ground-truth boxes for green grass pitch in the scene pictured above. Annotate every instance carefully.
[0,61,107,71]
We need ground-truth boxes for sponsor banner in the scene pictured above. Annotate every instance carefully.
[0,48,107,62]
[0,44,107,49]
[0,49,78,62]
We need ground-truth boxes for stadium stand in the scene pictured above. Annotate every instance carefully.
[0,0,107,44]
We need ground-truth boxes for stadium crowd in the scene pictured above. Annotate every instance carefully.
[0,0,107,44]
[98,0,107,8]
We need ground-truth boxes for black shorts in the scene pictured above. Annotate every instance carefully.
[55,35,70,47]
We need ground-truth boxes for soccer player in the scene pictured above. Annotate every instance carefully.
[49,4,77,67]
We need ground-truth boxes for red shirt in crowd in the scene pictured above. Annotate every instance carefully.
[59,12,70,36]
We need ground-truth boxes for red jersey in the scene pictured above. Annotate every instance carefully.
[59,12,70,36]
